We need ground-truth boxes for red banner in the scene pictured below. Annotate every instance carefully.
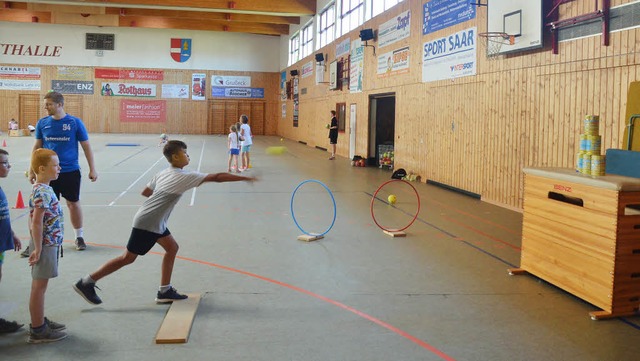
[95,68,164,80]
[120,100,166,123]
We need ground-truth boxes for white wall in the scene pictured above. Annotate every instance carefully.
[0,21,281,72]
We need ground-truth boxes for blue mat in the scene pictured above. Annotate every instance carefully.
[106,143,140,146]
[605,149,640,178]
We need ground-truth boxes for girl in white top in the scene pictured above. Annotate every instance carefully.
[227,124,241,173]
[239,115,252,170]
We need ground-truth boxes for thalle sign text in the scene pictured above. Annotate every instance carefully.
[0,43,62,57]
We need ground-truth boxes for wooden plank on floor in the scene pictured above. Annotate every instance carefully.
[155,293,201,344]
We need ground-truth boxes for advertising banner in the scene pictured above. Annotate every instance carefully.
[301,61,314,78]
[192,73,206,100]
[120,100,166,123]
[293,77,298,127]
[423,0,476,35]
[161,84,189,99]
[211,87,264,98]
[336,38,350,58]
[0,66,41,78]
[379,10,411,48]
[422,27,477,82]
[51,80,94,94]
[211,75,251,87]
[56,66,89,80]
[95,68,164,80]
[0,79,40,90]
[377,47,410,78]
[101,82,156,97]
[349,39,364,93]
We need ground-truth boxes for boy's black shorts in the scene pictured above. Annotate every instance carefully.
[127,228,171,255]
[50,170,81,202]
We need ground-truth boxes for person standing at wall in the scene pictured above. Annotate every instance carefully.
[328,110,338,160]
[27,91,98,252]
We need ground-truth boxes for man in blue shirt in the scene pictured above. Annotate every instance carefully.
[28,91,98,251]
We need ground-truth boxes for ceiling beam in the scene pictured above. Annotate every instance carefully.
[104,8,300,25]
[0,9,52,23]
[7,0,316,16]
[121,16,289,35]
[0,0,312,34]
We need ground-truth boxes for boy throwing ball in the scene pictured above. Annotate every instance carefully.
[73,140,256,305]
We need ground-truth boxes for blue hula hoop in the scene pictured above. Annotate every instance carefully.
[290,179,337,237]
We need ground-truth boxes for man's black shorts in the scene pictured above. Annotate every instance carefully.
[50,170,81,202]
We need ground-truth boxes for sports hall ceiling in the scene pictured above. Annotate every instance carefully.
[0,0,317,36]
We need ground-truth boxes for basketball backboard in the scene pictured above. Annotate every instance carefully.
[486,0,544,55]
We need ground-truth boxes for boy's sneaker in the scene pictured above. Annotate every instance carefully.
[20,246,30,258]
[0,318,24,333]
[28,324,67,344]
[75,237,87,250]
[155,287,188,303]
[44,317,65,331]
[73,279,102,305]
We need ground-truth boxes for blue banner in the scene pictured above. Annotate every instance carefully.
[211,87,264,98]
[423,0,475,35]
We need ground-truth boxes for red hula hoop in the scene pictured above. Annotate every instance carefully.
[370,179,421,232]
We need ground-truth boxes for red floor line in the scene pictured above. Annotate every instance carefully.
[428,198,521,237]
[78,241,456,361]
[179,255,457,361]
[442,216,522,251]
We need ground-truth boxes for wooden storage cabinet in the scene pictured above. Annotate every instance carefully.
[510,168,640,319]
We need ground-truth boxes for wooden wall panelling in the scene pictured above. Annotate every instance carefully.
[18,94,40,129]
[226,101,239,133]
[0,66,279,136]
[64,95,83,123]
[208,100,225,135]
[250,101,265,135]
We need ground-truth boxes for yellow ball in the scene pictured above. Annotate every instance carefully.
[266,146,287,155]
[280,138,284,142]
[388,194,397,205]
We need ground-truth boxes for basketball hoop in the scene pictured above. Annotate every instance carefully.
[478,32,515,57]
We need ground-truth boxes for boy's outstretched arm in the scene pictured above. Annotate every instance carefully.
[203,172,256,184]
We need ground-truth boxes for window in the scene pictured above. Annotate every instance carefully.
[340,0,364,36]
[370,0,404,19]
[301,21,314,58]
[289,33,300,66]
[318,3,335,49]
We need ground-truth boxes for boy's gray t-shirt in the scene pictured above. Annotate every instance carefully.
[133,167,207,233]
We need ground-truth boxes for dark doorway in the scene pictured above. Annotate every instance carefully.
[368,93,395,166]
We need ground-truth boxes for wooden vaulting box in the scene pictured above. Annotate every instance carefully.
[510,168,640,319]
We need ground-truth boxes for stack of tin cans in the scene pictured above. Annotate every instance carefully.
[577,115,605,176]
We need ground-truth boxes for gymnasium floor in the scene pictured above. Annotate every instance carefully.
[0,133,639,361]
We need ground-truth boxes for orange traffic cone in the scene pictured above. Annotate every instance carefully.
[2,139,6,147]
[14,191,25,209]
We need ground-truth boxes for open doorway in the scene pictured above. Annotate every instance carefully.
[368,93,395,167]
